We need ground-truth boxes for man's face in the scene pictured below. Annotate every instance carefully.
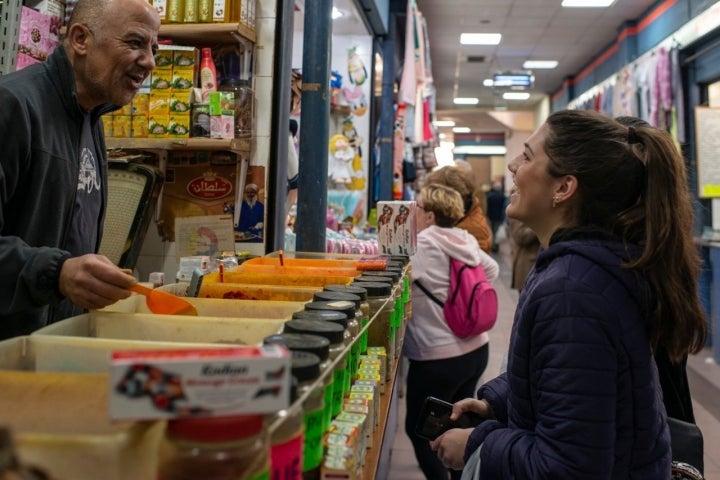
[76,0,159,109]
[245,188,257,202]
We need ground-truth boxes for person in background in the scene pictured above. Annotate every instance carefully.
[431,109,706,478]
[506,217,540,292]
[485,182,507,252]
[405,184,499,480]
[237,183,265,242]
[0,0,160,340]
[423,165,493,253]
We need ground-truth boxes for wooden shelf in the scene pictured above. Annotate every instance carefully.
[159,22,256,45]
[106,137,251,152]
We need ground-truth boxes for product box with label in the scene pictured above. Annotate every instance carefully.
[110,345,291,420]
[376,201,417,255]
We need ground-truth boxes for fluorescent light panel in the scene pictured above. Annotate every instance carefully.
[483,79,494,87]
[523,60,558,69]
[453,97,479,105]
[460,33,502,45]
[562,0,616,7]
[503,92,531,100]
[332,7,342,19]
[453,145,507,155]
[434,120,456,127]
[452,127,471,133]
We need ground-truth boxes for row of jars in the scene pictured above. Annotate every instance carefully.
[156,255,411,480]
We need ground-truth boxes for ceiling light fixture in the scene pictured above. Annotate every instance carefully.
[483,79,494,87]
[561,0,616,7]
[434,120,456,127]
[503,92,531,100]
[460,33,502,45]
[453,97,479,105]
[522,60,558,69]
[452,127,471,133]
[332,7,343,19]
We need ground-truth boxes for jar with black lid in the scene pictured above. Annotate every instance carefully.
[263,333,333,437]
[305,297,360,380]
[323,284,370,354]
[283,319,347,417]
[350,280,395,373]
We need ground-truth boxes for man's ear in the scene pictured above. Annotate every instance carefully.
[66,23,92,56]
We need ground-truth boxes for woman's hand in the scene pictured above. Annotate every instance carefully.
[450,398,494,421]
[430,427,473,470]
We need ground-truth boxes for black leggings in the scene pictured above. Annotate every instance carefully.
[404,343,489,480]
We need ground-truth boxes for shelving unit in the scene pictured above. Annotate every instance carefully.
[158,22,255,45]
[106,136,251,152]
[0,0,22,76]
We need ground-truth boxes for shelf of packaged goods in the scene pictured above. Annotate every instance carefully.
[159,22,255,45]
[105,136,251,152]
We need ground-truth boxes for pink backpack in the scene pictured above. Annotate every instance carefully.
[415,257,498,338]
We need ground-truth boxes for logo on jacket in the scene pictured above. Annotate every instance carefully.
[78,147,100,194]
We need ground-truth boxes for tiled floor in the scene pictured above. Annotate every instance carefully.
[386,239,720,480]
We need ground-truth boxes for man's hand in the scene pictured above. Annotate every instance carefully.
[58,254,136,310]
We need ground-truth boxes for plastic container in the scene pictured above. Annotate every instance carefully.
[101,294,304,321]
[0,338,166,480]
[158,415,268,480]
[31,311,285,347]
[200,47,218,102]
[236,263,361,279]
[283,320,347,417]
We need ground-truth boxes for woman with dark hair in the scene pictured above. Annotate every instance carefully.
[431,109,706,479]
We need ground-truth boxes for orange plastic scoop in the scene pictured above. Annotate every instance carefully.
[130,284,198,316]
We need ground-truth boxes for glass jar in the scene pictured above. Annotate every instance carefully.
[323,284,370,354]
[267,351,321,480]
[263,333,333,438]
[303,298,359,380]
[282,319,347,418]
[158,415,269,480]
[357,272,404,362]
[351,280,394,379]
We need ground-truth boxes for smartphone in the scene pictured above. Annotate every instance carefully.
[415,396,485,441]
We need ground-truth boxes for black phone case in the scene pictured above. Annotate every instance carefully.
[414,396,484,441]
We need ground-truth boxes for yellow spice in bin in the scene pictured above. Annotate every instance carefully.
[198,282,321,302]
[214,268,354,287]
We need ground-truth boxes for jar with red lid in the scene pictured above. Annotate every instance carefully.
[158,415,269,480]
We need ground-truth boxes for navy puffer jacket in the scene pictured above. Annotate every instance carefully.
[466,235,671,479]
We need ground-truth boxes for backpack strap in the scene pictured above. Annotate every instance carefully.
[414,280,444,308]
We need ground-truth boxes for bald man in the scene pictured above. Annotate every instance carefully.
[0,0,160,339]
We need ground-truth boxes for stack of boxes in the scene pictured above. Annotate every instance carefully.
[104,45,197,139]
[16,5,62,70]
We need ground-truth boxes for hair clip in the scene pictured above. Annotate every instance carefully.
[627,126,642,145]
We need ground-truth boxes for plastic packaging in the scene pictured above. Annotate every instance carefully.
[158,415,268,479]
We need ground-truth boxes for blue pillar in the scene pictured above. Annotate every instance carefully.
[296,0,332,252]
[376,14,396,202]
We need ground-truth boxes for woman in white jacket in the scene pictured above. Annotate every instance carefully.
[405,183,499,480]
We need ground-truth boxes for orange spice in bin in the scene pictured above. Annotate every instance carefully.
[211,267,356,288]
[198,282,321,302]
